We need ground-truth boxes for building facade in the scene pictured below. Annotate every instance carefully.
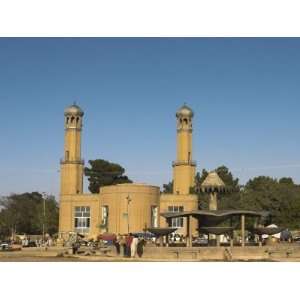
[59,103,199,239]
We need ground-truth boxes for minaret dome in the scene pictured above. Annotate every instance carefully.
[176,104,194,118]
[64,103,84,117]
[64,103,84,129]
[176,104,194,131]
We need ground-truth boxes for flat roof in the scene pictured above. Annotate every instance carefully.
[161,210,268,219]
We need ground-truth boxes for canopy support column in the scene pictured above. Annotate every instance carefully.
[159,236,163,247]
[230,218,234,248]
[186,216,192,247]
[241,214,245,247]
[230,233,234,248]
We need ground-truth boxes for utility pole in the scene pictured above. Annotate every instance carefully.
[42,192,46,243]
[126,195,132,233]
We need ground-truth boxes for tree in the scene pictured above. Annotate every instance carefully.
[0,192,59,239]
[195,170,208,186]
[194,170,209,209]
[215,166,240,190]
[214,166,241,210]
[162,181,173,194]
[84,159,132,193]
[240,176,300,229]
[161,165,300,229]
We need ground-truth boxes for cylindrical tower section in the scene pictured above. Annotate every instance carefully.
[176,130,193,162]
[60,103,84,195]
[173,104,196,195]
[63,104,83,161]
[99,183,160,235]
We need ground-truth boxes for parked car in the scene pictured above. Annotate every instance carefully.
[23,241,37,248]
[293,235,300,242]
[280,229,292,242]
[0,241,11,251]
[169,234,182,243]
[193,235,208,246]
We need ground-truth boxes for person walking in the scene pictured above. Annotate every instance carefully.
[119,235,125,257]
[131,235,139,258]
[125,233,133,257]
[137,238,146,258]
[120,235,127,257]
[114,234,121,255]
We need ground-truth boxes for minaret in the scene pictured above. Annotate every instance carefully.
[172,104,196,195]
[60,103,84,195]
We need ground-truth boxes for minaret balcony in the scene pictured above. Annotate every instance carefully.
[172,160,197,167]
[60,158,85,165]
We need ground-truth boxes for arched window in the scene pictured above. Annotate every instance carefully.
[76,117,79,124]
[71,116,75,123]
[65,150,69,161]
[184,118,188,125]
[66,117,69,124]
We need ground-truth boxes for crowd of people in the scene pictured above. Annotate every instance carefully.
[21,237,54,248]
[112,233,146,258]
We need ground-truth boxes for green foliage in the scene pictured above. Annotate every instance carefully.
[240,176,300,229]
[0,192,58,239]
[215,166,241,210]
[195,170,209,209]
[195,170,208,186]
[84,159,132,193]
[164,165,300,229]
[163,181,173,194]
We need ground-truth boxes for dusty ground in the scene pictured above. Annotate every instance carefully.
[0,255,275,262]
[1,246,300,262]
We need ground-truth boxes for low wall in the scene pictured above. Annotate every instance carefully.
[143,244,300,261]
[2,245,300,262]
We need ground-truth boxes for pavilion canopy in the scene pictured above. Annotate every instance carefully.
[161,210,267,219]
[198,227,236,235]
[161,210,269,227]
[248,227,284,236]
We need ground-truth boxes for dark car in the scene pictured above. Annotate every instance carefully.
[23,241,37,248]
[280,229,292,242]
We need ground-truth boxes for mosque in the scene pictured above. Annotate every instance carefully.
[59,103,199,239]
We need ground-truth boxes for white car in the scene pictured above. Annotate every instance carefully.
[193,236,208,246]
[169,234,183,243]
[0,241,10,250]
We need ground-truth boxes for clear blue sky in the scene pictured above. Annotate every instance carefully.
[1,38,300,198]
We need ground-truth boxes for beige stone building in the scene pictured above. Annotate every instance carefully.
[59,103,198,239]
